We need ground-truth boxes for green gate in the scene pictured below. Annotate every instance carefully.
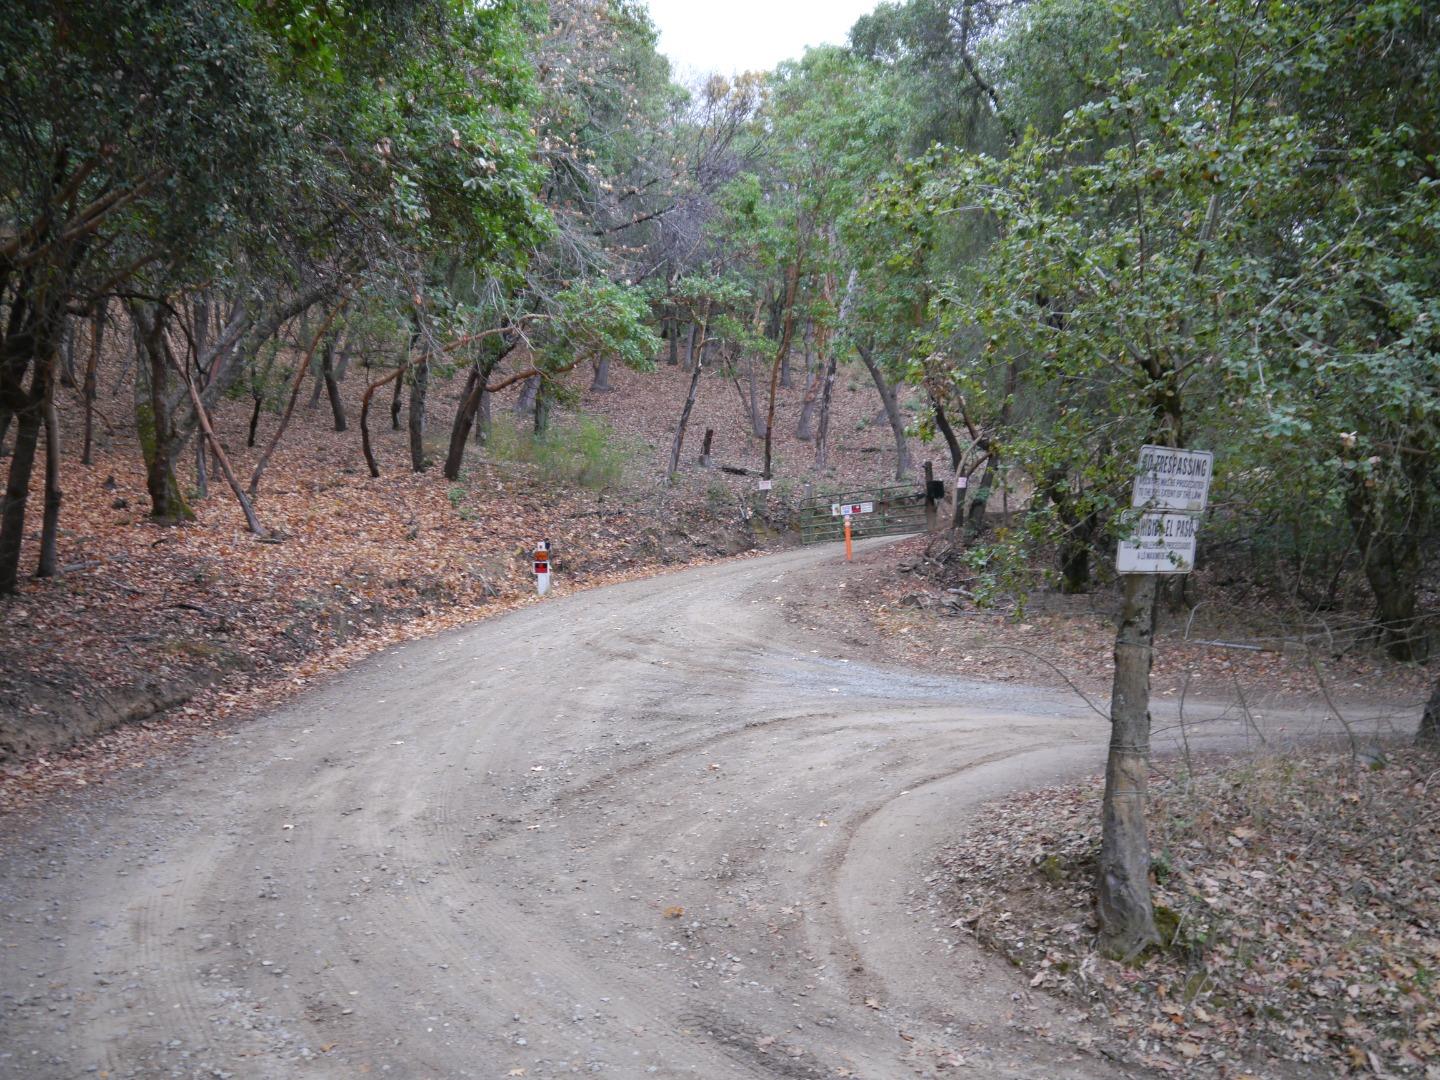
[797,482,930,544]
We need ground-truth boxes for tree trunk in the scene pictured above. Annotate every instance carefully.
[1419,676,1440,748]
[795,317,820,441]
[666,313,679,366]
[390,352,405,431]
[0,378,45,593]
[534,380,551,436]
[37,363,62,577]
[1097,572,1162,958]
[667,353,704,483]
[81,306,103,466]
[856,342,910,480]
[360,364,405,479]
[445,366,481,479]
[408,351,429,471]
[683,321,699,372]
[1345,472,1429,662]
[515,373,539,417]
[931,394,964,471]
[762,261,803,480]
[0,264,63,591]
[814,270,856,472]
[443,343,512,480]
[247,393,263,447]
[132,305,192,523]
[590,353,613,392]
[323,337,346,431]
[249,305,342,496]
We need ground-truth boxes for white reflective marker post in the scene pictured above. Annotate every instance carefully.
[534,540,551,596]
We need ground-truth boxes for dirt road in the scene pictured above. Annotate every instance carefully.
[0,542,1359,1079]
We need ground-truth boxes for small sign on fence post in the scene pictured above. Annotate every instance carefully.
[829,501,874,561]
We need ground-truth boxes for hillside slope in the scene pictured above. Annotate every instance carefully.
[0,342,938,798]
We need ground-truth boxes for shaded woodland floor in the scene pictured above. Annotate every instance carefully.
[932,746,1440,1078]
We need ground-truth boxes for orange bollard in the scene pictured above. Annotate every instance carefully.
[844,516,852,562]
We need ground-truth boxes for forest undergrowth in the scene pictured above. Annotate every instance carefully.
[933,747,1440,1078]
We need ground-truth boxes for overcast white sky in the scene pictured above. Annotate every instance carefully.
[645,0,880,80]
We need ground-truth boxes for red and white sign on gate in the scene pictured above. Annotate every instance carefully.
[533,540,551,596]
[829,502,874,517]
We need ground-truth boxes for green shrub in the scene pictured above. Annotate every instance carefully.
[486,414,629,491]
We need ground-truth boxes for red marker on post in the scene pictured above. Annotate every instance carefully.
[533,540,551,596]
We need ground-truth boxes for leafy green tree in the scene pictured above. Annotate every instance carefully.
[0,0,297,589]
[908,0,1438,955]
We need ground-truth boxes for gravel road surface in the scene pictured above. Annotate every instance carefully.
[1,541,1347,1079]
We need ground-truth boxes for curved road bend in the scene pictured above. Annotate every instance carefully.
[1,540,1373,1079]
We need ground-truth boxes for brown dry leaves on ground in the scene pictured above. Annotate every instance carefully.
[564,353,932,491]
[932,747,1440,1079]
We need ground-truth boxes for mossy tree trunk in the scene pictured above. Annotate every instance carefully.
[131,304,193,524]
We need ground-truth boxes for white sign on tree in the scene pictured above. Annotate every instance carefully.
[1116,512,1199,574]
[1132,445,1213,513]
[1119,445,1212,575]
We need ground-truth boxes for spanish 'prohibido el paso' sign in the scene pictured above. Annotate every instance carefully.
[1131,445,1213,513]
[1116,512,1198,574]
